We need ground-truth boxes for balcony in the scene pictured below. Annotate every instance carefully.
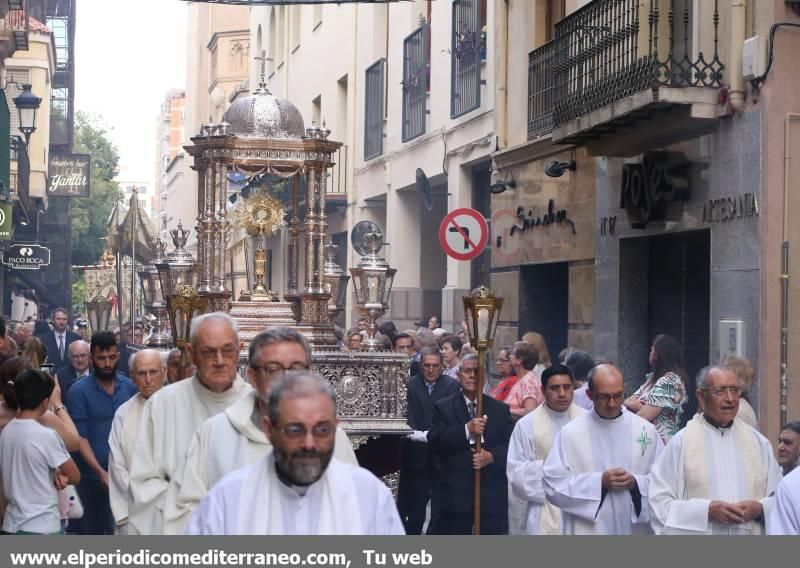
[0,7,29,54]
[527,0,725,156]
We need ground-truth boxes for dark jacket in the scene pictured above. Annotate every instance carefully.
[428,393,513,514]
[401,373,460,471]
[37,330,81,370]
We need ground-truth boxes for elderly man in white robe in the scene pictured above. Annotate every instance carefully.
[128,313,252,534]
[185,371,404,535]
[544,364,663,535]
[649,365,782,535]
[769,467,800,534]
[108,350,166,534]
[163,327,358,534]
[507,364,584,535]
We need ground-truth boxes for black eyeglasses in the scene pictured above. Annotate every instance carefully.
[251,362,309,378]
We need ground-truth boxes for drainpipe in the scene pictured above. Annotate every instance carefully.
[781,114,800,428]
[729,0,747,111]
[495,0,509,149]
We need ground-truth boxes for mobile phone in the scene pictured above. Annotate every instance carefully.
[40,363,55,375]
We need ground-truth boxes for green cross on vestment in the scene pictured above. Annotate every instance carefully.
[636,427,652,456]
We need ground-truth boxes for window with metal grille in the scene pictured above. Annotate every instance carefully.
[450,0,484,118]
[364,59,386,160]
[401,24,429,142]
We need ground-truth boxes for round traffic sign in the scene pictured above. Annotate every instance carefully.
[438,208,489,261]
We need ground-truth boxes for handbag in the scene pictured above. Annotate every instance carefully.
[59,485,84,520]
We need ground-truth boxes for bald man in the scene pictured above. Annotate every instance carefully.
[55,340,92,399]
[544,364,663,534]
[108,350,167,534]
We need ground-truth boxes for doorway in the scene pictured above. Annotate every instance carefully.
[519,262,569,359]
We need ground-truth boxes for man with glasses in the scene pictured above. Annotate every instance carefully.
[108,350,167,534]
[55,340,92,399]
[649,365,781,534]
[66,332,138,534]
[129,313,252,535]
[163,327,357,534]
[397,346,460,534]
[186,371,404,534]
[544,364,663,534]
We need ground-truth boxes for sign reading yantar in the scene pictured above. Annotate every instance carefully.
[2,244,51,270]
[48,154,91,197]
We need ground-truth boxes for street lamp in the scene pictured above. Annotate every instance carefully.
[156,223,207,362]
[462,284,503,535]
[86,287,113,335]
[138,238,171,347]
[323,242,349,323]
[349,230,396,351]
[12,84,42,146]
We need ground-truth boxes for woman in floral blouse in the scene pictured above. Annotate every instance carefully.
[504,342,544,420]
[624,334,690,442]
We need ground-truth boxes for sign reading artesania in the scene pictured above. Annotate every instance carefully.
[2,244,51,270]
[47,154,91,197]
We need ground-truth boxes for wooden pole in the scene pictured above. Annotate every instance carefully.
[473,347,486,535]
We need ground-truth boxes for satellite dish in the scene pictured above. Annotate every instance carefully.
[351,220,383,257]
[416,168,433,211]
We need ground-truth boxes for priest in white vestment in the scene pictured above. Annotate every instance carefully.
[185,371,404,535]
[769,466,800,534]
[163,328,358,534]
[507,364,584,534]
[649,365,782,535]
[544,364,664,535]
[128,313,252,535]
[108,350,167,534]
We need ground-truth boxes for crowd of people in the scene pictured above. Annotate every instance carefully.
[1,308,800,535]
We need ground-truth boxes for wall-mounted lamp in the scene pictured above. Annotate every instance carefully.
[545,160,577,178]
[490,179,516,195]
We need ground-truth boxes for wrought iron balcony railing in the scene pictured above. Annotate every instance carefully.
[2,7,29,52]
[527,0,724,141]
[364,59,386,160]
[450,0,484,118]
[527,39,559,140]
[554,0,723,127]
[401,23,430,143]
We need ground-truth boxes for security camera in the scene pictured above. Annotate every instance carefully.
[545,160,577,178]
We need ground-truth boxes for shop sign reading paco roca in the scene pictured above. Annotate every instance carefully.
[48,154,91,197]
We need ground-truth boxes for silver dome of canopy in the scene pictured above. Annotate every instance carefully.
[222,84,305,140]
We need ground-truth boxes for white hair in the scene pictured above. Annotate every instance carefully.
[189,312,239,348]
[129,349,166,374]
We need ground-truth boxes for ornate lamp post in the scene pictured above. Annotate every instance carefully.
[349,231,396,351]
[12,84,42,146]
[138,238,171,347]
[462,284,503,535]
[156,223,207,362]
[323,242,349,323]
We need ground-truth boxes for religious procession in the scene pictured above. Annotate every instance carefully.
[2,0,800,543]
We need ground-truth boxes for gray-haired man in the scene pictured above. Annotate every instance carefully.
[163,327,358,534]
[186,371,404,535]
[128,313,252,535]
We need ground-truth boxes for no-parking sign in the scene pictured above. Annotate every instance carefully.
[438,208,489,261]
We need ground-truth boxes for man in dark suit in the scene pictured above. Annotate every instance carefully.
[55,340,92,399]
[37,307,81,370]
[397,346,460,534]
[428,354,514,534]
